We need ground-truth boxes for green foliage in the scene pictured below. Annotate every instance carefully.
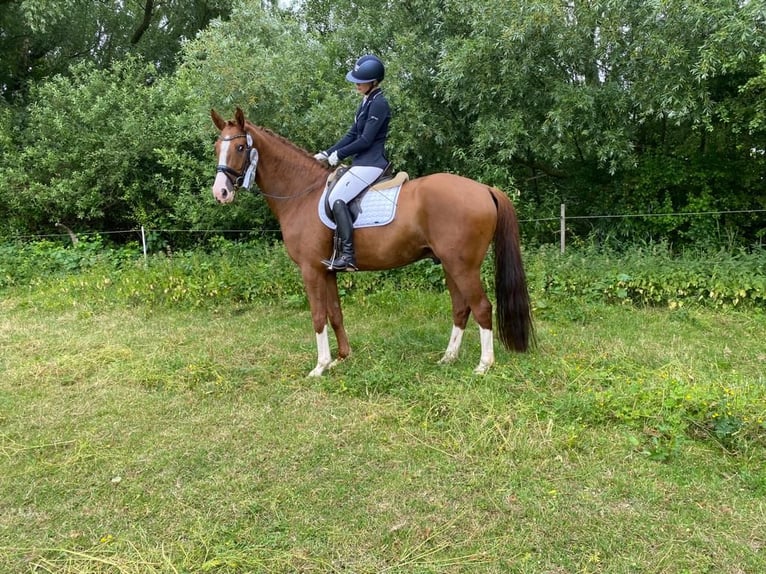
[1,0,765,247]
[0,56,262,238]
[0,236,137,289]
[535,243,766,309]
[743,54,766,134]
[1,59,172,232]
[4,238,765,313]
[177,2,342,149]
[0,0,234,102]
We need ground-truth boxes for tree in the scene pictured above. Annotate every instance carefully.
[0,2,306,237]
[0,0,234,103]
[1,59,167,233]
[2,0,764,246]
[433,0,766,244]
[297,0,476,176]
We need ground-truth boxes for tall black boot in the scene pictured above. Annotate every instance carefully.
[322,199,357,271]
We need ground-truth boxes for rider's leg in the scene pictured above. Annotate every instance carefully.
[323,166,383,271]
[328,199,356,271]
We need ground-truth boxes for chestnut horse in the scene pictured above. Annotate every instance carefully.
[211,108,532,376]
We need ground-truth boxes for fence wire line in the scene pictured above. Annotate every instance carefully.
[7,228,280,240]
[6,208,765,240]
[521,208,766,223]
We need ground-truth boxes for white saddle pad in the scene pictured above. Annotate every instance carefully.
[318,182,404,230]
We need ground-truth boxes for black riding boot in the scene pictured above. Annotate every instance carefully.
[322,199,357,271]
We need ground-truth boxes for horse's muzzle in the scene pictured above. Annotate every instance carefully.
[212,173,236,203]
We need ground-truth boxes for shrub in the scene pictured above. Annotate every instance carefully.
[2,238,765,312]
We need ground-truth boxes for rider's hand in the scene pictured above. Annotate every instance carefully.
[328,151,339,166]
[313,151,329,162]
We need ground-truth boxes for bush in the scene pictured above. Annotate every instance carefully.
[535,243,766,309]
[2,237,764,314]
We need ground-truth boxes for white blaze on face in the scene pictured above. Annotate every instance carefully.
[212,138,236,203]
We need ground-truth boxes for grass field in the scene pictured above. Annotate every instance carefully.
[1,273,765,572]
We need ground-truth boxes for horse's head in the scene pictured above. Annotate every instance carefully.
[210,108,257,204]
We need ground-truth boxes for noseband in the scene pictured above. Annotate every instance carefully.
[216,133,258,190]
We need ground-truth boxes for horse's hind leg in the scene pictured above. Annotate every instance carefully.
[442,268,495,374]
[439,273,471,365]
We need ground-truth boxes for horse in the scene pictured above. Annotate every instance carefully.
[210,107,533,376]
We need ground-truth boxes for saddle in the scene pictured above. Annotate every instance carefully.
[323,164,409,222]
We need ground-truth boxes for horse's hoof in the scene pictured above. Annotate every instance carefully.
[438,353,458,365]
[308,361,332,377]
[473,362,492,375]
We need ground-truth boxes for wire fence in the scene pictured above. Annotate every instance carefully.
[543,206,766,253]
[5,206,766,255]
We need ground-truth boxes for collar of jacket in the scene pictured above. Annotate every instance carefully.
[364,87,382,102]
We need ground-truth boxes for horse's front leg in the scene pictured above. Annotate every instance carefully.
[308,325,332,377]
[303,268,349,377]
[325,272,350,360]
[301,269,332,377]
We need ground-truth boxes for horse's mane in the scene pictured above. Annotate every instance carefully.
[245,121,330,180]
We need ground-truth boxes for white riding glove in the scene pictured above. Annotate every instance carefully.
[328,151,340,166]
[313,151,329,162]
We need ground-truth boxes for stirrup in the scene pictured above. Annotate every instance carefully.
[321,255,357,272]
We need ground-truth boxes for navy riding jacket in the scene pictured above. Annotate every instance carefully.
[327,88,390,169]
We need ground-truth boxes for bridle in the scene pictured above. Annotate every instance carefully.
[216,132,257,190]
[215,129,326,200]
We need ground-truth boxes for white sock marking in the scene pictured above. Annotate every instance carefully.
[308,325,332,377]
[439,325,464,364]
[475,327,495,374]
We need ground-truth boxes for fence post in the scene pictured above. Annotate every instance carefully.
[560,204,566,254]
[141,226,148,267]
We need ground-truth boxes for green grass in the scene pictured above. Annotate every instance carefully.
[1,274,765,573]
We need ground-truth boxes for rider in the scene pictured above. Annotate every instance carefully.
[314,54,391,271]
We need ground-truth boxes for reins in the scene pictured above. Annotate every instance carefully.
[257,183,323,201]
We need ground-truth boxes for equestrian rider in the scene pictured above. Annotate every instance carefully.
[314,54,391,271]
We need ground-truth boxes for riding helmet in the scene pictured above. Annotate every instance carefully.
[346,54,385,83]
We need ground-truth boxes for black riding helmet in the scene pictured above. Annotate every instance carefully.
[346,54,385,84]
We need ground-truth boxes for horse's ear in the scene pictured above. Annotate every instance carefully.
[211,109,226,131]
[235,107,246,129]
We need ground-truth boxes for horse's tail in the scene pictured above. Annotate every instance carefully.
[490,188,534,352]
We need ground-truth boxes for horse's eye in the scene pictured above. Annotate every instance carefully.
[237,144,245,152]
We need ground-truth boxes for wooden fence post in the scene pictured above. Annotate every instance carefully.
[141,226,148,267]
[560,204,566,254]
